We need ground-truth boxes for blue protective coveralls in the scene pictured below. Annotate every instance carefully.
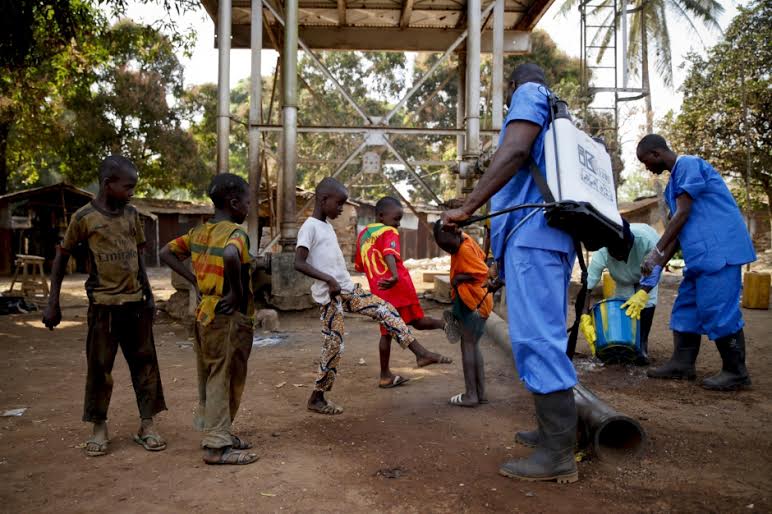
[490,82,577,395]
[666,156,756,340]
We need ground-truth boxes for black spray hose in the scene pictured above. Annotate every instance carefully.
[456,202,558,228]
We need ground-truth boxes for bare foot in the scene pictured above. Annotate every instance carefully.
[416,351,453,368]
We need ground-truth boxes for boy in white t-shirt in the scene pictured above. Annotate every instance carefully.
[295,177,452,415]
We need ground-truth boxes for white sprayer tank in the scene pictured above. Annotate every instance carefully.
[544,118,623,227]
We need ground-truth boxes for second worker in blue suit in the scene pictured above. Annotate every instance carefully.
[636,134,755,391]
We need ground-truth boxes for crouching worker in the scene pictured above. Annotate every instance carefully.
[433,222,496,407]
[580,221,660,365]
[160,173,258,465]
[295,178,452,415]
[43,155,167,457]
[636,134,756,390]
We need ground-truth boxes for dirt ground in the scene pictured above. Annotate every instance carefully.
[0,269,770,513]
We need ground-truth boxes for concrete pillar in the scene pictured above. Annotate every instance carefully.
[247,0,262,253]
[216,0,231,173]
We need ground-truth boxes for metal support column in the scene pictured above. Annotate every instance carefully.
[491,0,504,132]
[464,0,481,160]
[456,53,466,160]
[280,0,299,248]
[216,0,232,173]
[247,0,262,252]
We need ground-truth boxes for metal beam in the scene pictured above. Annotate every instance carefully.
[491,0,504,132]
[262,0,371,123]
[230,25,531,53]
[384,1,496,124]
[513,0,554,31]
[337,0,346,26]
[399,0,414,28]
[465,0,481,158]
[216,0,232,173]
[249,124,501,136]
[247,0,262,252]
[280,0,298,247]
[382,137,444,206]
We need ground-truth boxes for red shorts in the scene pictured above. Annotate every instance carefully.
[380,303,425,336]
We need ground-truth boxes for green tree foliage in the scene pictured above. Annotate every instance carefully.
[0,0,104,194]
[5,18,209,195]
[663,0,771,241]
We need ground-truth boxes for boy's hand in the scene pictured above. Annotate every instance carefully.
[485,277,503,293]
[42,303,62,330]
[217,292,238,315]
[327,278,342,299]
[378,274,398,290]
[144,290,156,315]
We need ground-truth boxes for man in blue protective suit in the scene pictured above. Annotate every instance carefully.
[636,134,756,391]
[442,63,578,484]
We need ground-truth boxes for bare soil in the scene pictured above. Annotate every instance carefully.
[0,269,770,513]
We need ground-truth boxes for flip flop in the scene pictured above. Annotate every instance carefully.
[133,433,167,452]
[448,393,478,408]
[204,448,259,466]
[379,375,410,389]
[85,438,108,457]
[307,401,344,415]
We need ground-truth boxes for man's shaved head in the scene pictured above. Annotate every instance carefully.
[510,63,547,87]
[636,134,675,175]
[636,134,670,155]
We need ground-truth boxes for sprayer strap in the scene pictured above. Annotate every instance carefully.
[566,238,588,360]
[528,161,555,204]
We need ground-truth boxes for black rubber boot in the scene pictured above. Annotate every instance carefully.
[647,331,701,380]
[499,389,578,484]
[514,429,539,448]
[635,306,655,366]
[702,330,752,391]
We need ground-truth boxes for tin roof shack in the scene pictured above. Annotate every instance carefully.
[0,183,158,274]
[354,200,443,261]
[130,198,213,253]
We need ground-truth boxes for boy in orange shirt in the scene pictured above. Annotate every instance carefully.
[355,197,452,388]
[433,221,497,407]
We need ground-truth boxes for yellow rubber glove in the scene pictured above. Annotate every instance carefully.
[580,314,597,355]
[621,290,649,320]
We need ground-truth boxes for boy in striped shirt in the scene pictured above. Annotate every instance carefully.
[161,174,257,466]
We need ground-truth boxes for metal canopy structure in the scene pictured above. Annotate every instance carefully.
[199,0,555,254]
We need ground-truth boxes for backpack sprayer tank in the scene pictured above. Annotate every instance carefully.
[539,99,624,251]
[544,101,623,228]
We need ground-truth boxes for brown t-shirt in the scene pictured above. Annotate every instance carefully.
[61,201,146,305]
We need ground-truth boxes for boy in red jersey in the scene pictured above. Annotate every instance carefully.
[356,197,451,388]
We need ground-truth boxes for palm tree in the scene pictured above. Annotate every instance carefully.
[561,0,724,132]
